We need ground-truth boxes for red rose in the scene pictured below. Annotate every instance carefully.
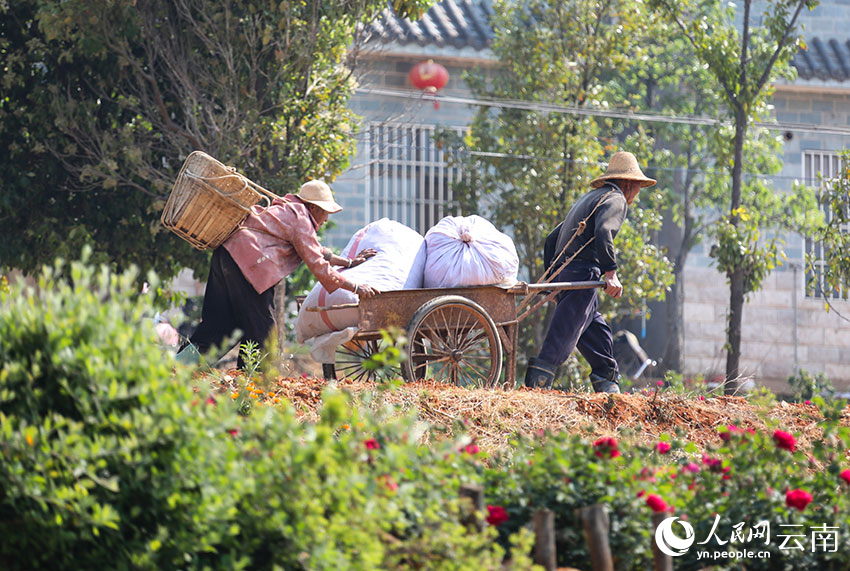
[655,442,672,454]
[839,469,850,485]
[773,430,796,452]
[785,489,812,511]
[646,494,668,513]
[364,438,380,450]
[593,437,621,459]
[486,505,509,526]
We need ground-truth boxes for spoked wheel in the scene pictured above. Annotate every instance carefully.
[404,295,503,388]
[334,338,398,382]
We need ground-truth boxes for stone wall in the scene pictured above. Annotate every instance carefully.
[683,263,850,389]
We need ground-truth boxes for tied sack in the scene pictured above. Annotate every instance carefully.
[423,215,518,288]
[295,218,426,343]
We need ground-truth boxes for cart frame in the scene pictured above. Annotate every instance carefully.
[313,280,604,387]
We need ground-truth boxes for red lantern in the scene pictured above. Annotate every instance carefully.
[408,60,449,109]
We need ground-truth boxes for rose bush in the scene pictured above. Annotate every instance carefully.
[0,256,537,571]
[4,255,850,570]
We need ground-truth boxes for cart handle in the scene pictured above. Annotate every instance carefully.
[512,280,606,323]
[304,303,360,312]
[507,280,606,295]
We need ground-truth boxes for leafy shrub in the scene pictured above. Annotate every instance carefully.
[0,254,533,570]
[787,368,834,402]
[0,254,237,569]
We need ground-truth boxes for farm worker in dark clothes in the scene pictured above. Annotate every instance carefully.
[178,180,378,366]
[525,151,656,393]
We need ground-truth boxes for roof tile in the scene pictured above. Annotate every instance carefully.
[368,2,848,83]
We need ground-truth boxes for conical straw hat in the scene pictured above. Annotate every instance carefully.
[297,180,342,213]
[590,151,656,188]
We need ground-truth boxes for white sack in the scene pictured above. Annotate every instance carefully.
[423,215,519,288]
[295,218,426,343]
[307,326,358,364]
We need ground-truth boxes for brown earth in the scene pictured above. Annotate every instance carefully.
[204,372,849,452]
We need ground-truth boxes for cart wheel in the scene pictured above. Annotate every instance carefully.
[334,338,399,383]
[404,295,503,388]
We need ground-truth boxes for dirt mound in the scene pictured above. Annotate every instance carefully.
[206,372,847,452]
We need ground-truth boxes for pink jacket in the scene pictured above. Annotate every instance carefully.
[223,194,346,294]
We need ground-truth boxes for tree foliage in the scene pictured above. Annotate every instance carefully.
[436,0,674,371]
[651,0,820,390]
[0,0,432,280]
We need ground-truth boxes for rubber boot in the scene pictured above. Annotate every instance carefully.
[590,371,621,394]
[524,357,557,390]
[322,363,337,382]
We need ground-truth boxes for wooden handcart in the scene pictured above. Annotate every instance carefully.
[316,281,604,388]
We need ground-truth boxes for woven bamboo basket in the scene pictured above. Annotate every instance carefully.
[161,151,280,250]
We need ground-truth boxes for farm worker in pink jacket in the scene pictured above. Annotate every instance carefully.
[178,180,378,367]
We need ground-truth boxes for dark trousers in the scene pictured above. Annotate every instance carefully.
[189,247,277,367]
[536,261,618,380]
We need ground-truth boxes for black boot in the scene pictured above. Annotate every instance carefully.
[590,371,621,394]
[524,357,557,389]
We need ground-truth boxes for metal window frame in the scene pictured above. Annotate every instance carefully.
[803,150,847,299]
[366,122,465,235]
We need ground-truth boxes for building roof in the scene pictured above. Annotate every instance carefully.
[792,37,850,82]
[368,1,848,83]
[367,0,494,51]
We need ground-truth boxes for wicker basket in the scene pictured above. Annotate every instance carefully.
[160,151,280,250]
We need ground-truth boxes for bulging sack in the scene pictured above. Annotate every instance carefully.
[295,219,426,343]
[423,215,518,288]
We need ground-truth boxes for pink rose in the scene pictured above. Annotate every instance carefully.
[785,489,812,511]
[364,438,380,450]
[593,437,621,459]
[463,443,480,455]
[655,442,672,454]
[719,425,739,442]
[773,430,796,452]
[646,494,668,513]
[839,469,850,485]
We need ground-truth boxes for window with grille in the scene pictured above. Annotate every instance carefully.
[367,123,465,235]
[804,151,848,299]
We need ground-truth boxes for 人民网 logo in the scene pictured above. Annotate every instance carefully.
[655,516,696,557]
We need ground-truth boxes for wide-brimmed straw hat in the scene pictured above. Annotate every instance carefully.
[297,180,342,213]
[590,151,657,189]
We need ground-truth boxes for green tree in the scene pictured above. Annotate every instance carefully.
[437,0,674,375]
[651,0,819,392]
[0,0,432,280]
[617,15,811,375]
